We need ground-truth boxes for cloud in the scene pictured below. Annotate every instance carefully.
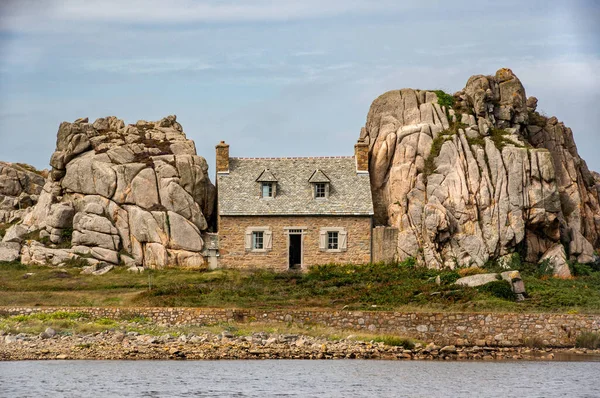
[292,50,327,57]
[84,58,215,74]
[0,0,412,31]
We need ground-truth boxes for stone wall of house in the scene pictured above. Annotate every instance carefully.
[218,216,372,270]
[372,226,398,263]
[3,306,599,347]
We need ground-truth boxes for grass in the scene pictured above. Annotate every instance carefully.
[0,312,419,347]
[488,128,531,150]
[576,332,600,349]
[1,258,600,314]
[433,90,455,109]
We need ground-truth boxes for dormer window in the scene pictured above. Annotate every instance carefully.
[256,169,278,199]
[261,182,274,198]
[309,169,330,199]
[314,183,326,198]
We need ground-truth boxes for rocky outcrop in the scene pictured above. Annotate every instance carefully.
[0,162,46,224]
[362,68,599,276]
[455,270,526,300]
[21,115,215,268]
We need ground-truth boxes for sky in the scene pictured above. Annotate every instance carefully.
[0,0,599,174]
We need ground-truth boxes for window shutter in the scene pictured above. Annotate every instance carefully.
[325,183,330,198]
[319,230,327,251]
[264,230,273,250]
[339,230,348,251]
[245,230,252,250]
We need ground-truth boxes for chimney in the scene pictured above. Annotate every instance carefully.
[216,141,230,173]
[354,139,369,173]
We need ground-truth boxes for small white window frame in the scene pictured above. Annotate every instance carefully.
[327,231,339,250]
[319,227,347,253]
[245,226,272,253]
[260,182,275,199]
[252,231,264,250]
[313,182,329,199]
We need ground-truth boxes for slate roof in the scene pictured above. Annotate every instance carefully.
[255,169,278,182]
[218,157,374,216]
[308,169,331,183]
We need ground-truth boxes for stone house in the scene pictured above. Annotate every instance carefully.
[215,140,374,271]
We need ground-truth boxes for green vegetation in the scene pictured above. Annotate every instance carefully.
[423,121,467,176]
[523,336,546,349]
[476,280,514,300]
[488,128,531,150]
[0,223,10,239]
[0,311,417,346]
[433,90,455,109]
[368,335,416,349]
[465,135,486,147]
[61,227,73,243]
[1,257,600,314]
[576,332,600,349]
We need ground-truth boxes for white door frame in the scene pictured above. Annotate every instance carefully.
[284,227,306,269]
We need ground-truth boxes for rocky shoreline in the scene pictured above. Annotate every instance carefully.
[2,330,599,361]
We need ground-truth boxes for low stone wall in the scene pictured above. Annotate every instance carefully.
[2,307,599,347]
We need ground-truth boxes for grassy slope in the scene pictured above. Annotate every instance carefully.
[1,260,599,314]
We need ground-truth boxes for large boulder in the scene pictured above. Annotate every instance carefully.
[0,162,46,224]
[0,242,21,262]
[455,270,526,296]
[22,115,215,269]
[2,224,28,243]
[362,68,599,276]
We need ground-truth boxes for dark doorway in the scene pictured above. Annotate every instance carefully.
[288,234,302,270]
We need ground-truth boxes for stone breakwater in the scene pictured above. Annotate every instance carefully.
[4,329,597,361]
[2,307,599,348]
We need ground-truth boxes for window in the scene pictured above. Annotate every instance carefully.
[245,227,272,252]
[252,231,264,250]
[319,228,347,252]
[315,183,326,198]
[261,182,273,198]
[327,231,338,250]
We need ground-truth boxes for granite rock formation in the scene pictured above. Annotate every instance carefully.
[361,68,599,276]
[0,162,46,224]
[20,115,215,268]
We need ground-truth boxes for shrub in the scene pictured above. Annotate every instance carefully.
[477,280,515,300]
[433,90,455,109]
[575,332,600,349]
[63,257,92,268]
[523,336,546,349]
[489,128,512,150]
[61,227,73,242]
[458,267,486,277]
[371,335,416,349]
[438,271,461,285]
[570,262,595,277]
